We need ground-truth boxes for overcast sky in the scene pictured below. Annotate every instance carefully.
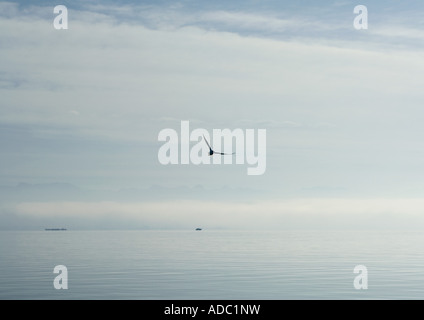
[1,0,424,230]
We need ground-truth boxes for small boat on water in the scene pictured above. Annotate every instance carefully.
[45,228,67,231]
[195,228,202,231]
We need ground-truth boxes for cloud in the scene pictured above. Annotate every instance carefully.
[2,3,424,132]
[72,3,424,51]
[197,11,305,33]
[11,198,424,230]
[236,119,302,128]
[2,9,422,134]
[2,2,424,196]
[371,26,424,41]
[0,1,19,17]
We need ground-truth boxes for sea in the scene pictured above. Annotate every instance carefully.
[0,229,423,300]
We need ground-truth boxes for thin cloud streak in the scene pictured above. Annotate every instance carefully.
[12,198,424,230]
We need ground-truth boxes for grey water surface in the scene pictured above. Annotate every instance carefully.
[0,230,423,299]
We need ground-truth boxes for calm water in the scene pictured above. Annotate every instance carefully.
[0,230,423,299]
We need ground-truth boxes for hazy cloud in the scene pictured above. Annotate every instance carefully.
[11,198,424,230]
[2,1,424,229]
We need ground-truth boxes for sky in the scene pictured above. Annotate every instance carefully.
[1,0,424,230]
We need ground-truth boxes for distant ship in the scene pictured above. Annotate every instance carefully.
[45,228,67,231]
[195,228,202,231]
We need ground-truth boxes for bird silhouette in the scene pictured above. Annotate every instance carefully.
[203,135,235,156]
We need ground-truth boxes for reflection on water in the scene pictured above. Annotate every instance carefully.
[0,230,423,299]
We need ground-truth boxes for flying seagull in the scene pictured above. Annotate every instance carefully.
[203,135,235,156]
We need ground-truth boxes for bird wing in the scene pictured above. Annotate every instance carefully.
[216,152,235,156]
[203,135,212,150]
